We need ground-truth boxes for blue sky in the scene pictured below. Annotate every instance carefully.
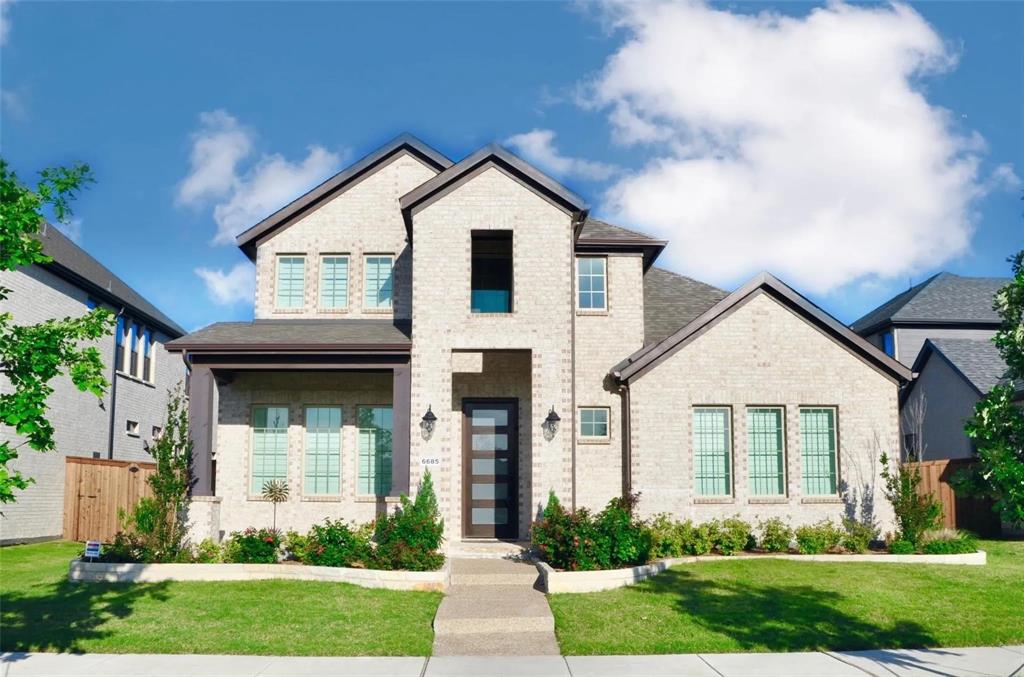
[1,1,1021,332]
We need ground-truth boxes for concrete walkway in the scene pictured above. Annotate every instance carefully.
[431,557,559,656]
[3,647,1022,676]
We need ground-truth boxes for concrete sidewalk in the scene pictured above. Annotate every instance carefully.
[2,646,1022,676]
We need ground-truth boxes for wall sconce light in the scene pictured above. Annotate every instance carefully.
[420,405,437,440]
[543,406,561,440]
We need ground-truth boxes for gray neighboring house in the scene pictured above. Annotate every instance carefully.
[851,272,1011,461]
[0,224,186,544]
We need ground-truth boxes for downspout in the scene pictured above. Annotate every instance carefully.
[619,381,632,497]
[105,306,126,459]
[569,214,580,511]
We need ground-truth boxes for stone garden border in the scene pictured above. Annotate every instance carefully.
[536,550,987,593]
[68,559,450,591]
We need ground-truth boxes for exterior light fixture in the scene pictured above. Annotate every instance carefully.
[420,405,437,439]
[543,406,561,439]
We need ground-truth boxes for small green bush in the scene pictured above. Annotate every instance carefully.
[224,527,280,563]
[758,517,793,552]
[715,517,754,556]
[681,520,716,556]
[841,518,879,554]
[889,539,916,554]
[880,452,942,546]
[304,519,371,567]
[597,494,652,566]
[373,470,445,571]
[531,493,653,570]
[650,513,685,558]
[191,538,223,563]
[794,520,843,554]
[920,529,978,555]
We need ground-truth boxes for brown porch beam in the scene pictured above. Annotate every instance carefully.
[189,365,216,497]
[391,363,411,497]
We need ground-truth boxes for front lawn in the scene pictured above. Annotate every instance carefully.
[1,541,441,655]
[549,539,1024,655]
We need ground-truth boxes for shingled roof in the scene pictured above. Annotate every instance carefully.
[166,319,411,352]
[851,273,1008,334]
[643,267,728,345]
[36,223,185,337]
[576,219,668,271]
[914,338,1010,396]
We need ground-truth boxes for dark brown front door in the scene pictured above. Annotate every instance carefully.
[462,399,518,539]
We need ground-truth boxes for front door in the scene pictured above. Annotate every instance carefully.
[462,399,518,539]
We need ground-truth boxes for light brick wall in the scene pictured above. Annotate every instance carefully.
[573,253,645,512]
[252,152,438,321]
[410,166,575,541]
[629,292,899,533]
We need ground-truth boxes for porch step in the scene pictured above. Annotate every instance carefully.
[449,558,541,587]
[432,631,561,656]
[446,540,533,560]
[433,585,554,635]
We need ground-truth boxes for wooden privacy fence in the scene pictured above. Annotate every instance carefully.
[905,459,1001,537]
[63,456,156,543]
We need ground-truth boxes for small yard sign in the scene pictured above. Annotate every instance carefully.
[84,540,101,560]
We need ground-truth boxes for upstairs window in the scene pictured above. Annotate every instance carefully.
[363,255,394,310]
[577,257,607,310]
[143,328,155,383]
[276,255,306,309]
[882,331,895,358]
[115,316,128,372]
[471,231,513,313]
[320,255,349,310]
[130,322,142,376]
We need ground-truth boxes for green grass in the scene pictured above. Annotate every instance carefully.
[1,541,441,656]
[550,539,1024,655]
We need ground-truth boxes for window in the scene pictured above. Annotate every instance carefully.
[882,331,895,358]
[357,406,392,496]
[276,256,306,309]
[126,420,139,437]
[579,407,609,439]
[320,255,349,310]
[130,322,142,376]
[86,298,99,310]
[143,328,154,382]
[115,316,128,371]
[747,408,785,496]
[471,231,513,313]
[363,255,394,310]
[577,257,607,310]
[693,407,731,496]
[152,426,163,439]
[251,406,289,493]
[800,408,838,495]
[305,407,342,495]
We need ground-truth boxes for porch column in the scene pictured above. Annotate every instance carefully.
[189,363,216,496]
[391,363,412,496]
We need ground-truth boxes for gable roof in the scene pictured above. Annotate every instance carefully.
[576,219,668,271]
[851,272,1008,334]
[235,134,452,260]
[36,223,185,337]
[909,338,1009,398]
[643,267,728,345]
[399,144,589,235]
[166,318,411,353]
[614,271,912,384]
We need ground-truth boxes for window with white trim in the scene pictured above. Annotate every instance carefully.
[747,407,785,496]
[579,407,609,439]
[577,257,607,310]
[276,255,306,309]
[357,406,392,495]
[305,407,342,495]
[251,406,289,493]
[143,328,155,382]
[363,255,394,310]
[800,407,838,495]
[693,407,731,496]
[320,255,349,310]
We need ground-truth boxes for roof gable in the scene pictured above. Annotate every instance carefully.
[576,219,668,271]
[908,338,1008,398]
[615,272,912,384]
[235,134,452,260]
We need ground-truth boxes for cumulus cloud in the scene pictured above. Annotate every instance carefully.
[0,0,13,47]
[177,110,342,245]
[195,263,255,305]
[506,129,617,181]
[587,1,1017,294]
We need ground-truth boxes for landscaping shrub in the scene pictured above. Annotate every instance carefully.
[714,517,754,555]
[880,452,942,546]
[889,539,916,554]
[920,529,978,555]
[303,519,372,568]
[372,470,444,571]
[794,520,843,554]
[841,518,879,554]
[531,492,653,570]
[650,513,686,558]
[224,527,280,563]
[681,520,716,556]
[191,538,223,563]
[757,517,793,552]
[596,493,652,566]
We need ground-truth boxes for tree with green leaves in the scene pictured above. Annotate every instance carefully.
[0,159,113,504]
[957,251,1024,527]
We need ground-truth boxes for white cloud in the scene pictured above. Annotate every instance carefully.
[587,1,1016,294]
[177,110,342,245]
[54,218,82,244]
[0,0,13,47]
[1,89,26,120]
[195,263,255,305]
[506,129,617,181]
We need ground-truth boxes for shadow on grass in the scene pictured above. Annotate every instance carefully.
[1,578,170,653]
[642,567,938,653]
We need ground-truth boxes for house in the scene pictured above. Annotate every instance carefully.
[0,224,187,544]
[168,134,910,544]
[852,273,1010,460]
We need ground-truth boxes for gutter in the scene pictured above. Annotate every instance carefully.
[620,382,632,496]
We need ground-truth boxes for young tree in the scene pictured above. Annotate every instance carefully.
[959,251,1024,526]
[0,159,113,504]
[144,385,194,558]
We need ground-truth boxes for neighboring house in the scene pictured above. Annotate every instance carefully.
[168,133,909,544]
[852,273,1011,461]
[0,224,186,544]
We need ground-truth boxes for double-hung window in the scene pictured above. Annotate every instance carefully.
[251,406,289,493]
[363,255,394,310]
[577,257,607,311]
[276,255,306,309]
[320,255,349,310]
[130,322,142,376]
[142,328,154,383]
[800,407,838,495]
[579,407,609,439]
[747,408,785,496]
[115,316,128,372]
[357,406,392,495]
[693,407,731,496]
[305,407,341,495]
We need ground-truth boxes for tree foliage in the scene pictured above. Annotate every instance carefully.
[0,159,113,503]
